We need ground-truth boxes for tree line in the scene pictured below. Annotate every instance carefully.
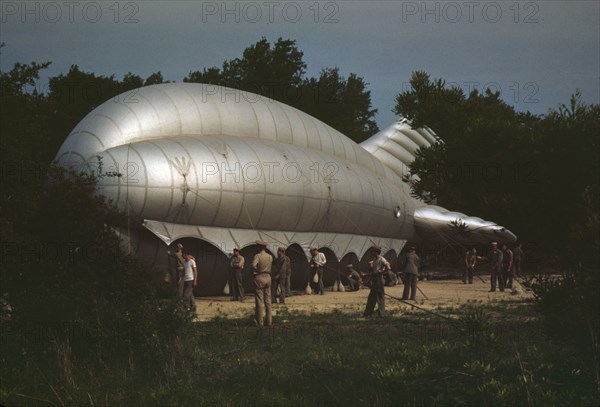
[396,71,598,269]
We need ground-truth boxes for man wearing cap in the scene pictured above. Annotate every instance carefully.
[488,242,504,292]
[229,248,245,302]
[252,240,273,326]
[363,246,389,317]
[272,247,290,304]
[345,264,362,292]
[402,246,420,300]
[309,247,326,295]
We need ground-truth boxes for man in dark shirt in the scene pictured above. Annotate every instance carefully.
[513,243,524,276]
[402,246,420,300]
[363,246,389,317]
[345,263,362,291]
[502,245,514,289]
[488,242,504,292]
[464,248,477,284]
[229,248,245,302]
[167,243,185,297]
[384,268,398,287]
[272,247,290,304]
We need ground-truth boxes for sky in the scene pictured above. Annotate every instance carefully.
[1,0,599,129]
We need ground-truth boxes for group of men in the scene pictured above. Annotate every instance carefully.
[463,242,525,292]
[252,243,326,325]
[167,240,423,324]
[166,240,525,325]
[228,245,292,304]
[250,241,298,326]
[253,243,422,321]
[361,245,421,317]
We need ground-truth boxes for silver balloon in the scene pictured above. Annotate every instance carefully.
[54,83,516,293]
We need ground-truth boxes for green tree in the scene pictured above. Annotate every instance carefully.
[395,71,530,224]
[47,67,171,158]
[1,60,54,242]
[297,68,378,142]
[144,71,164,85]
[48,65,121,151]
[395,71,599,264]
[185,37,305,101]
[121,72,144,90]
[394,71,465,134]
[397,74,599,396]
[534,91,600,261]
[185,37,378,142]
[1,62,193,403]
[184,66,222,85]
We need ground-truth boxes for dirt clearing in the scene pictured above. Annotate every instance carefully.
[194,276,533,321]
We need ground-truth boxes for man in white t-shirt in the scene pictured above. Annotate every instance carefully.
[183,254,198,312]
[309,247,326,295]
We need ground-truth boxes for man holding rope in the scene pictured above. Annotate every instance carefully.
[363,246,389,317]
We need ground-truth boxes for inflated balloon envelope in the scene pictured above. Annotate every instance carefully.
[53,84,516,294]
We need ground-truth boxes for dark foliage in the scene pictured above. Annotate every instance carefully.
[396,72,599,398]
[1,59,194,405]
[184,37,379,142]
[396,71,600,266]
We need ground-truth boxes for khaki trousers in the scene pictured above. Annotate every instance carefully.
[254,273,272,326]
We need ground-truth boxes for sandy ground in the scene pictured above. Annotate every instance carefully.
[193,276,533,321]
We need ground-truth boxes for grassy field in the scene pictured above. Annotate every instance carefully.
[1,296,597,406]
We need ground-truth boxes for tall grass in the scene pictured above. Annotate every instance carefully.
[1,301,597,406]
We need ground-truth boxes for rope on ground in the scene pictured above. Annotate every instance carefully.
[383,291,457,322]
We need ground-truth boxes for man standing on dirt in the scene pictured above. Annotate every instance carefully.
[363,246,389,317]
[402,246,420,300]
[252,240,273,326]
[502,245,514,289]
[285,249,293,297]
[463,248,477,284]
[167,243,185,297]
[229,248,245,302]
[310,247,326,295]
[272,247,290,304]
[488,242,504,292]
[182,253,198,313]
[513,243,524,276]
